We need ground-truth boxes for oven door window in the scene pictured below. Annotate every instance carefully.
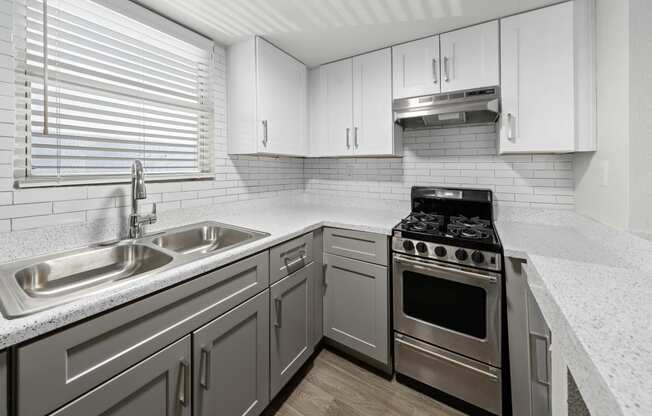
[402,270,487,339]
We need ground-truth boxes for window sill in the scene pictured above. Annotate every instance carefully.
[15,173,215,189]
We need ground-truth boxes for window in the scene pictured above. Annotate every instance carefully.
[14,0,215,186]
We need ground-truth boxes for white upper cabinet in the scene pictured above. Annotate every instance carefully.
[440,21,499,92]
[499,2,595,153]
[310,49,400,157]
[323,59,354,157]
[353,48,397,156]
[392,36,440,99]
[227,37,307,156]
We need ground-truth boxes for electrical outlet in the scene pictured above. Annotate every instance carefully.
[600,160,609,187]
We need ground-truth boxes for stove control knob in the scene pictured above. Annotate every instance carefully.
[434,246,447,257]
[403,240,415,251]
[455,249,468,261]
[416,242,428,253]
[471,251,485,264]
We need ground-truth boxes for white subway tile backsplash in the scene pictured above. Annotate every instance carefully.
[305,125,574,210]
[0,202,51,219]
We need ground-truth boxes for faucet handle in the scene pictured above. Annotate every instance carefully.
[151,202,157,216]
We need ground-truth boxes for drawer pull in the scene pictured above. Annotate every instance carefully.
[274,298,283,328]
[178,359,190,407]
[283,249,306,272]
[200,347,211,390]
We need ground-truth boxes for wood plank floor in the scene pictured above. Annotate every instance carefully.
[264,348,467,416]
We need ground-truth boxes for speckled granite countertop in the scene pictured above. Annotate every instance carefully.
[496,208,652,416]
[0,194,407,349]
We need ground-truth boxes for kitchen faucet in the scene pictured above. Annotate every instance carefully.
[128,160,157,239]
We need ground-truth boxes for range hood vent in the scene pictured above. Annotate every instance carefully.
[393,87,500,130]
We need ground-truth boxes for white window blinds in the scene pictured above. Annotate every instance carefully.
[14,0,215,186]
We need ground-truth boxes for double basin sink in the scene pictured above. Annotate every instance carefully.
[0,221,270,318]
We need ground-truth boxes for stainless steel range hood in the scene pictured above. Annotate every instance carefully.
[393,87,500,129]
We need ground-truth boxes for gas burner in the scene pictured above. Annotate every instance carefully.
[447,224,493,242]
[409,212,444,224]
[449,216,491,229]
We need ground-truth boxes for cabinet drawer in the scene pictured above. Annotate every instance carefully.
[16,251,269,416]
[270,232,314,284]
[324,227,388,266]
[395,333,501,415]
[50,335,192,416]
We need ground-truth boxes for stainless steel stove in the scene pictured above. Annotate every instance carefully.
[392,187,506,416]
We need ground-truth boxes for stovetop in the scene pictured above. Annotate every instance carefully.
[392,187,502,253]
[395,213,500,252]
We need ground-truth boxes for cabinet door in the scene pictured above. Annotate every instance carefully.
[352,48,393,156]
[440,20,499,92]
[193,290,269,416]
[308,67,327,157]
[270,263,314,397]
[322,58,353,156]
[257,37,307,156]
[392,36,440,99]
[51,336,191,416]
[499,3,574,153]
[323,253,389,365]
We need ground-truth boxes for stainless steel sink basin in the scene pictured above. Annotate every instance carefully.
[0,221,269,318]
[15,244,173,298]
[0,243,174,317]
[150,221,270,255]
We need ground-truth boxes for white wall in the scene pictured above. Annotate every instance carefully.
[573,0,630,229]
[628,0,652,235]
[306,125,575,209]
[0,2,304,232]
[574,0,652,233]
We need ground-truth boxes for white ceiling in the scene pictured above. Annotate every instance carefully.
[136,0,562,67]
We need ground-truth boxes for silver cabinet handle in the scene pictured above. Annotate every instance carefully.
[530,333,551,386]
[274,297,283,328]
[345,127,350,149]
[443,56,450,82]
[199,347,211,390]
[283,249,306,272]
[178,359,190,407]
[432,58,438,84]
[262,120,268,146]
[354,127,358,148]
[506,113,515,141]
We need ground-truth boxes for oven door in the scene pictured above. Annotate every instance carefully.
[393,253,501,366]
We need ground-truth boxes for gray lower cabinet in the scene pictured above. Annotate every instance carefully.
[528,284,552,416]
[16,251,268,416]
[193,289,270,416]
[270,263,315,397]
[50,335,192,416]
[0,350,6,416]
[323,253,389,365]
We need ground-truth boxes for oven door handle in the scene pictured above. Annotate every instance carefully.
[394,254,498,284]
